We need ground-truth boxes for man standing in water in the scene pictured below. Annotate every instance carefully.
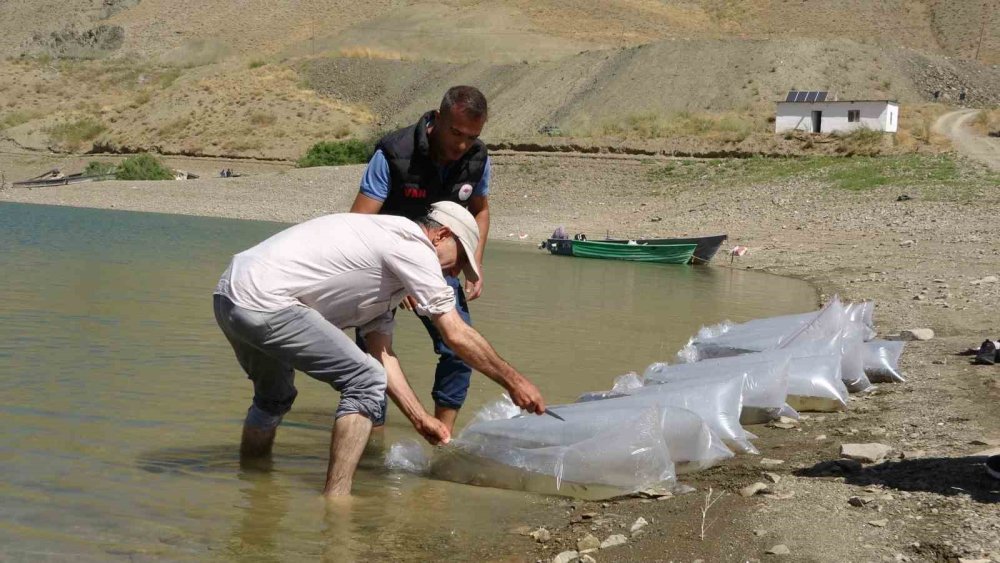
[350,85,491,432]
[214,202,546,497]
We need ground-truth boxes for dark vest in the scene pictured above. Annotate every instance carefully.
[376,110,488,219]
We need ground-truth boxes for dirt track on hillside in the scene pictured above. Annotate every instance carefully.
[934,110,1000,172]
[3,150,1000,562]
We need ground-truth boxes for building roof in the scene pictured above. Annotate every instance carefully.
[785,90,830,102]
[778,90,898,104]
[776,99,899,104]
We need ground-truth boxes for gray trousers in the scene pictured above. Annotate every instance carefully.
[213,294,386,429]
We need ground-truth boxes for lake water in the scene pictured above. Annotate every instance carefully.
[0,202,817,561]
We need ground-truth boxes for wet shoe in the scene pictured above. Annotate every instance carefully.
[973,340,997,365]
[987,455,1000,480]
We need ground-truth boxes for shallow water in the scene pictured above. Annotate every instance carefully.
[0,202,816,560]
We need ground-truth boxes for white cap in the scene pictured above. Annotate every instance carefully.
[427,201,481,283]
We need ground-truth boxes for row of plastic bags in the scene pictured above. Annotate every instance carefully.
[387,297,906,499]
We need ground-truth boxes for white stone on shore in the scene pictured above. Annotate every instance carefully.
[841,443,894,463]
[740,482,770,497]
[630,516,648,533]
[766,544,791,555]
[764,472,782,484]
[576,534,600,552]
[600,534,628,549]
[530,527,551,542]
[899,328,934,341]
[552,550,578,563]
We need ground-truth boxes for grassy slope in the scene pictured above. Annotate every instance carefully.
[1,0,997,160]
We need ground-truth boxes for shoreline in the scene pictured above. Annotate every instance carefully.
[4,152,1000,561]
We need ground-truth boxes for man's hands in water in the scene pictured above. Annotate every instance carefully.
[415,414,451,445]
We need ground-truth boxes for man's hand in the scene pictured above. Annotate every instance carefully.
[507,377,546,415]
[465,271,483,301]
[414,415,451,445]
[399,295,418,311]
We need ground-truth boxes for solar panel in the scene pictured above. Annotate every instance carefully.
[785,90,831,102]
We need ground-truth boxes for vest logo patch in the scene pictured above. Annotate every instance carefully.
[402,184,426,199]
[458,183,474,201]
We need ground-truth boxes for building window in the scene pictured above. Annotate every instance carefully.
[848,109,860,122]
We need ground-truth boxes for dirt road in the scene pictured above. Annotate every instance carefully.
[933,109,1000,171]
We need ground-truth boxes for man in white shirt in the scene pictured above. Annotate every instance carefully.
[213,201,546,498]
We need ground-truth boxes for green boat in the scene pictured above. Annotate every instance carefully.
[567,240,697,263]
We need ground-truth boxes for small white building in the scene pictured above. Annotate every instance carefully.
[775,91,899,134]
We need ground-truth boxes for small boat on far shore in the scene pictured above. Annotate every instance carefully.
[12,169,116,189]
[543,234,727,265]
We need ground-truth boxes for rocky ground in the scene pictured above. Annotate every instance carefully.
[2,149,1000,562]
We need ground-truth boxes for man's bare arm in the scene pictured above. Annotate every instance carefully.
[350,193,384,214]
[431,309,545,414]
[465,195,489,300]
[468,195,490,265]
[363,331,450,444]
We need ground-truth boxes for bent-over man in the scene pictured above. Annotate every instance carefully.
[213,201,545,497]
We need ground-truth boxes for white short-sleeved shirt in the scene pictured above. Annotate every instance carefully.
[215,213,455,336]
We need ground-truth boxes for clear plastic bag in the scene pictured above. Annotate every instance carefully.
[776,349,850,411]
[779,302,873,393]
[428,405,678,499]
[574,374,757,454]
[681,296,875,393]
[576,372,642,402]
[643,355,792,424]
[433,397,734,496]
[844,301,877,341]
[863,339,906,383]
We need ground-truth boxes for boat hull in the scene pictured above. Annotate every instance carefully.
[544,234,727,264]
[566,240,696,264]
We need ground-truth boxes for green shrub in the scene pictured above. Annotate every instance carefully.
[115,153,174,180]
[248,60,266,69]
[249,111,277,126]
[84,161,117,176]
[836,127,884,156]
[0,110,43,130]
[297,139,372,167]
[157,68,182,88]
[45,118,106,148]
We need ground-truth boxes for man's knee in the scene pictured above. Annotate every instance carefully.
[335,356,387,422]
[432,369,471,410]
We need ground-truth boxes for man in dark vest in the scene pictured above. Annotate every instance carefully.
[350,85,491,432]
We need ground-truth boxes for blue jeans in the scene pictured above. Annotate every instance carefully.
[357,275,472,425]
[420,275,473,410]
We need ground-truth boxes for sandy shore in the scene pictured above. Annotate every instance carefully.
[3,151,1000,561]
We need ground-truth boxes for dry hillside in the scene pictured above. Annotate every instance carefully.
[0,0,997,161]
